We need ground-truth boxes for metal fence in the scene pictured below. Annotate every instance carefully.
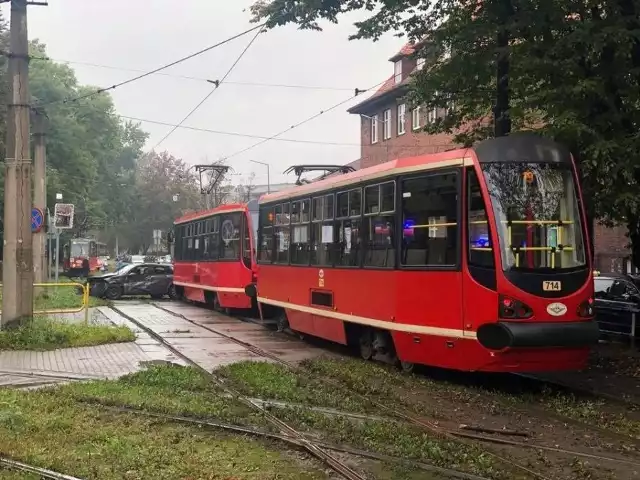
[0,282,89,324]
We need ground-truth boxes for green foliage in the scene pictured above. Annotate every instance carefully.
[252,0,640,262]
[0,316,134,350]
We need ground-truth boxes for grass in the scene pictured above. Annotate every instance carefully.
[0,316,135,351]
[0,384,327,480]
[217,361,521,479]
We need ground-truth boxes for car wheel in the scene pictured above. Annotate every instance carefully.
[105,286,123,300]
[168,284,180,300]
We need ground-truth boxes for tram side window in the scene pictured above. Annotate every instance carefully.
[311,194,334,266]
[335,189,363,267]
[364,181,396,268]
[401,172,459,267]
[291,199,311,265]
[274,203,290,264]
[467,168,494,268]
[258,206,274,264]
[220,213,241,260]
[186,224,194,261]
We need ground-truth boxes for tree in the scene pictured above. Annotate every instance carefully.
[121,151,201,253]
[251,0,640,266]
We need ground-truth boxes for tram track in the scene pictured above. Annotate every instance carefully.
[151,303,632,480]
[0,456,83,480]
[164,303,640,451]
[110,306,367,480]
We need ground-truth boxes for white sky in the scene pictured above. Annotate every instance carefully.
[9,0,403,185]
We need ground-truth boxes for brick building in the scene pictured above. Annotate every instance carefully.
[346,42,631,272]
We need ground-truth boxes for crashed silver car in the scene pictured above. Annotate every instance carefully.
[86,263,178,300]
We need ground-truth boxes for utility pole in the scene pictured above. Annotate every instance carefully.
[32,108,47,284]
[2,0,34,328]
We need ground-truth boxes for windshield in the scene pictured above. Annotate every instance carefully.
[70,241,89,257]
[481,162,586,271]
[116,264,137,275]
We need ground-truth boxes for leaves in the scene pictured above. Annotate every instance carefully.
[253,0,640,261]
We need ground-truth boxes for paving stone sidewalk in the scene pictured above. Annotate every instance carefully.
[0,306,182,388]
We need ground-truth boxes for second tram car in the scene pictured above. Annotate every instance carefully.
[172,202,259,310]
[248,133,599,372]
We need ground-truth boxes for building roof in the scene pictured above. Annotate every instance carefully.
[389,43,416,62]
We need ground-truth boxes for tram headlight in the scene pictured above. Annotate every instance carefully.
[499,295,533,319]
[577,298,594,317]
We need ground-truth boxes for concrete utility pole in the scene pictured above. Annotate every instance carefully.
[32,108,47,284]
[2,0,33,328]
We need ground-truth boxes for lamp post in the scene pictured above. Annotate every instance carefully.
[249,160,270,194]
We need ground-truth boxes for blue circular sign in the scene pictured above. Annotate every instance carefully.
[31,207,44,232]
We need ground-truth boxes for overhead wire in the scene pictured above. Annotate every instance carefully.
[221,78,389,161]
[26,55,354,92]
[118,114,454,152]
[32,22,266,108]
[149,27,263,151]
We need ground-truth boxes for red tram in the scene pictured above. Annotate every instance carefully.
[63,238,107,275]
[172,202,259,310]
[246,133,599,372]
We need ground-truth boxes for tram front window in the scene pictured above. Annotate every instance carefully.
[482,163,586,271]
[70,241,89,257]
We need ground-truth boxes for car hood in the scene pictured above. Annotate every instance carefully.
[89,273,118,281]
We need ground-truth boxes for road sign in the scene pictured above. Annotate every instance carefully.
[54,203,75,229]
[31,207,44,233]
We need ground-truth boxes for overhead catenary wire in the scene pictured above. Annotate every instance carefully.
[221,78,389,161]
[149,28,263,151]
[24,54,354,92]
[31,22,266,108]
[118,114,454,151]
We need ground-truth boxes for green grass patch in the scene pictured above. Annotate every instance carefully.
[61,364,269,427]
[0,278,109,312]
[216,361,525,479]
[0,386,327,480]
[0,470,40,479]
[0,317,134,351]
[217,360,374,413]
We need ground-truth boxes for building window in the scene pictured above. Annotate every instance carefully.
[371,115,379,144]
[397,104,406,135]
[417,57,425,70]
[412,106,421,130]
[394,60,402,84]
[401,172,459,267]
[383,109,391,140]
[427,106,438,124]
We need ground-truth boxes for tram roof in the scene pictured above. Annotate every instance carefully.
[259,147,474,204]
[174,202,248,225]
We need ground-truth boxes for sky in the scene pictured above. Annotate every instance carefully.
[7,0,404,186]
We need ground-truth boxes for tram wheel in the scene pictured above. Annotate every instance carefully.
[399,361,415,374]
[359,332,374,361]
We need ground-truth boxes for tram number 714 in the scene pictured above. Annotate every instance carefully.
[542,280,562,291]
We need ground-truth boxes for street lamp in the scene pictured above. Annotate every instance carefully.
[249,160,270,194]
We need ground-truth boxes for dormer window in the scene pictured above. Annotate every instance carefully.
[394,60,402,84]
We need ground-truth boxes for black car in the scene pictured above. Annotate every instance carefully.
[593,274,640,339]
[87,263,178,300]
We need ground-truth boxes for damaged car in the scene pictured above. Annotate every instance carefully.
[86,263,178,300]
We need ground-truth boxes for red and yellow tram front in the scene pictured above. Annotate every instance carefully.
[467,135,598,371]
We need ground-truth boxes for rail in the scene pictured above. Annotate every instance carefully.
[0,282,89,324]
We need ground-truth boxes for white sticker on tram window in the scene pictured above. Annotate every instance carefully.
[322,225,333,243]
[403,192,412,198]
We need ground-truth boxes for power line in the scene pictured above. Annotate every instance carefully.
[221,79,388,161]
[149,28,263,151]
[27,56,354,92]
[32,22,266,108]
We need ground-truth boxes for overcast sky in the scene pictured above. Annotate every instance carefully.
[7,0,403,186]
